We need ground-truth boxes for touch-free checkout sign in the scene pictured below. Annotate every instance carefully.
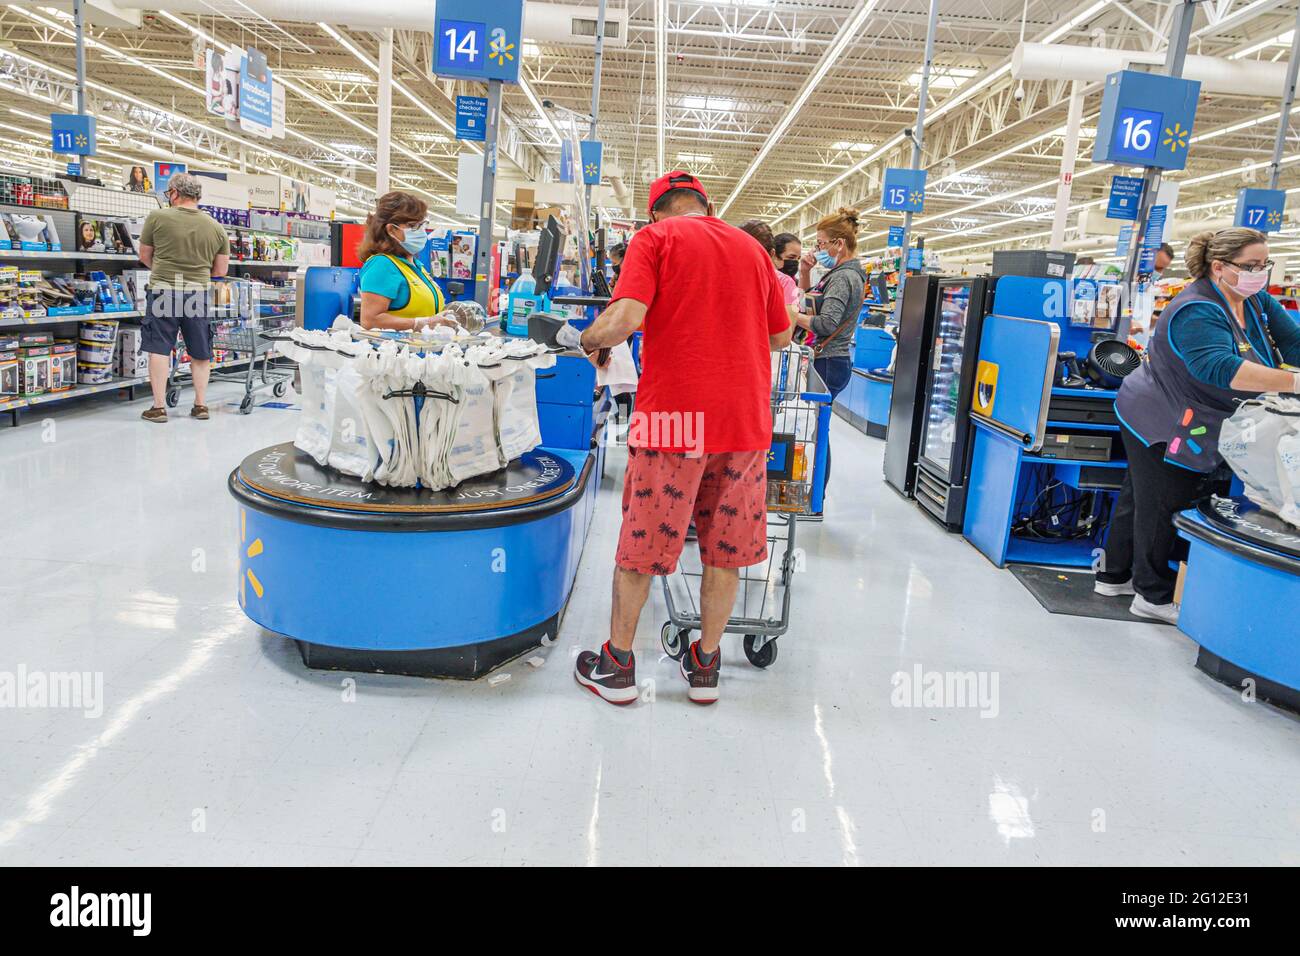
[1106,175,1144,220]
[456,96,489,141]
[881,168,926,212]
[1234,188,1286,233]
[433,0,526,84]
[1093,70,1200,172]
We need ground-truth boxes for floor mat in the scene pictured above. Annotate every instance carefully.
[1008,564,1171,625]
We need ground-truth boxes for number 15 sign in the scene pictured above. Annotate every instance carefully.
[434,0,525,85]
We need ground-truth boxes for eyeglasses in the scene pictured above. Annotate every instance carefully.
[1225,258,1273,274]
[815,238,839,250]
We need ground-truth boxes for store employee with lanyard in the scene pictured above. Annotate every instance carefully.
[357,191,456,332]
[1099,227,1300,624]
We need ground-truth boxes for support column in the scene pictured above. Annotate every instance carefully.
[475,79,502,309]
[1268,3,1300,191]
[72,0,86,114]
[1120,0,1199,336]
[1051,81,1085,248]
[585,0,607,211]
[376,29,394,196]
[896,0,939,310]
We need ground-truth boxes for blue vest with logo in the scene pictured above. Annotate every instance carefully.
[1116,276,1277,472]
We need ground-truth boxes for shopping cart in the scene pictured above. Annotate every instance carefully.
[163,285,296,414]
[659,345,832,669]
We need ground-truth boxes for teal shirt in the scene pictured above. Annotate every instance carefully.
[358,255,443,312]
[1168,290,1300,389]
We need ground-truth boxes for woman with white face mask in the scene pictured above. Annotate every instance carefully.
[1099,228,1300,624]
[357,191,457,333]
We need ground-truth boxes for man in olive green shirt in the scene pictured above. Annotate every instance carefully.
[137,172,230,422]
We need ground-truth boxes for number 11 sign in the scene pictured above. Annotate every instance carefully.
[433,0,525,85]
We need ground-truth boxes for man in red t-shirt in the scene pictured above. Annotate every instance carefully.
[573,172,792,706]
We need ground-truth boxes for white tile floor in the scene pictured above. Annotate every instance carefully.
[2,382,1298,866]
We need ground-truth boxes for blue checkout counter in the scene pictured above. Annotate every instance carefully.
[963,277,1125,568]
[833,323,895,439]
[1175,497,1300,712]
[233,266,607,679]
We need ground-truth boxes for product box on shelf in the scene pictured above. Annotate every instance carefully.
[49,341,76,391]
[116,327,146,379]
[74,214,133,256]
[20,346,50,395]
[0,353,18,397]
[2,213,62,252]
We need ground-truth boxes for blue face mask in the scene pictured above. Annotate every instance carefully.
[815,250,836,269]
[398,227,427,256]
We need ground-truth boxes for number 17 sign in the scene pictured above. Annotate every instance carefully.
[434,0,525,85]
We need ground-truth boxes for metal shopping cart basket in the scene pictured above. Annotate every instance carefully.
[659,345,832,669]
[163,284,296,414]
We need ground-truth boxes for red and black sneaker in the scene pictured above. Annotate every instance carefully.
[574,642,638,705]
[680,641,720,705]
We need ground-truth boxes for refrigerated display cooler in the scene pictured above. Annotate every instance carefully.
[883,275,942,498]
[915,277,994,530]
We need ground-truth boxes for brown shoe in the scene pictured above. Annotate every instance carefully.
[190,405,209,420]
[141,407,167,423]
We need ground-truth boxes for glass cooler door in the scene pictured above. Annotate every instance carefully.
[918,282,972,481]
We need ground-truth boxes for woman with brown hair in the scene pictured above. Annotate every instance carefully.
[738,218,801,325]
[1099,227,1300,623]
[792,207,866,509]
[357,191,454,331]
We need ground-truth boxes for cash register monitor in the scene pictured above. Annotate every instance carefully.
[533,215,564,298]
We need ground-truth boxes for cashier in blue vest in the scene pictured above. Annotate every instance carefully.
[1098,228,1300,624]
[357,191,455,332]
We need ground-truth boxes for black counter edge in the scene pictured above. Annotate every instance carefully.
[1196,647,1300,715]
[1174,512,1300,578]
[227,452,594,533]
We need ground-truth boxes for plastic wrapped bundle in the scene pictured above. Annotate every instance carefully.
[1219,395,1300,529]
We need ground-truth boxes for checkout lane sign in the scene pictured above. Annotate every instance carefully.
[882,168,926,212]
[1234,188,1286,233]
[433,0,525,84]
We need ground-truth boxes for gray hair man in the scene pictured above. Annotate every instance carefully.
[137,172,230,423]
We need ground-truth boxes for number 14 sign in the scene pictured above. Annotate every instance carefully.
[434,0,525,85]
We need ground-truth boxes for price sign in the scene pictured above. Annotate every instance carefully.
[433,0,525,84]
[1093,70,1199,172]
[881,168,927,212]
[1234,188,1285,233]
[50,113,96,156]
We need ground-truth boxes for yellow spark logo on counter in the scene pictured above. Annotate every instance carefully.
[239,509,266,607]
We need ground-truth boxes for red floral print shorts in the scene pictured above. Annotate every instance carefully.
[615,447,768,575]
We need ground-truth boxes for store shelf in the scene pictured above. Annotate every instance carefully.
[0,310,144,328]
[0,250,140,261]
[229,260,305,268]
[0,375,146,414]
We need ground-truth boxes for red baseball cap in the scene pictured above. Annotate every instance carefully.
[647,171,709,215]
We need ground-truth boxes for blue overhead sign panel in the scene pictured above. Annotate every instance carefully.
[433,0,525,84]
[881,168,926,212]
[1093,70,1200,171]
[580,140,603,185]
[50,113,96,156]
[1106,175,1144,220]
[1234,188,1286,233]
[455,95,489,141]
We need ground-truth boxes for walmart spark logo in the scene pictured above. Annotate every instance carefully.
[584,161,599,179]
[74,133,88,149]
[1163,122,1189,154]
[1268,209,1283,226]
[488,28,515,66]
[239,509,266,607]
[908,190,923,209]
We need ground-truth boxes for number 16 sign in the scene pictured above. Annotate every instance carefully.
[1093,70,1200,172]
[433,0,525,85]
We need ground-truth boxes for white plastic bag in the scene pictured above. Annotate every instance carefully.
[1219,395,1300,528]
[494,345,552,463]
[294,352,334,466]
